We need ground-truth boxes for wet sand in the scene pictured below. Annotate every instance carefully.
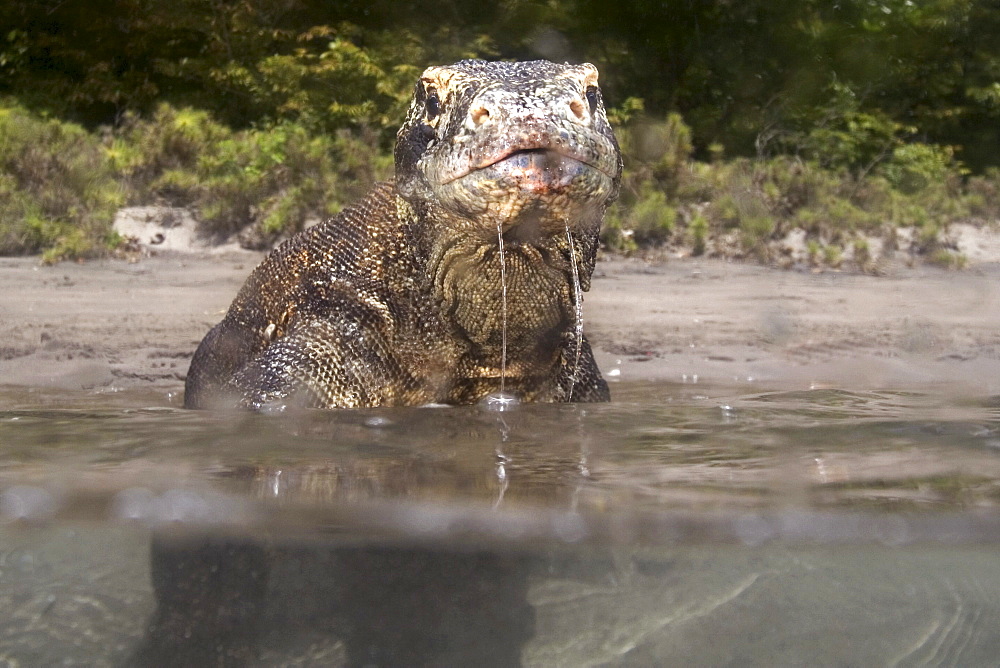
[2,250,1000,403]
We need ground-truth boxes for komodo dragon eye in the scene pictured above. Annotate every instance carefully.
[425,87,441,120]
[585,86,599,115]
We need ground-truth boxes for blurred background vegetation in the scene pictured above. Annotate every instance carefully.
[1,0,999,265]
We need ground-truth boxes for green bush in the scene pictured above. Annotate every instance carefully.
[806,239,822,266]
[966,169,1000,219]
[777,83,902,174]
[599,102,994,268]
[928,249,967,269]
[852,237,871,271]
[740,215,776,259]
[880,143,959,195]
[688,213,708,256]
[114,105,391,242]
[0,102,123,262]
[0,100,397,260]
[600,204,637,253]
[111,105,230,204]
[799,109,900,173]
[628,189,676,245]
[823,244,843,268]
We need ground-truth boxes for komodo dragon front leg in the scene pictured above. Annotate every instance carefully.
[227,304,411,409]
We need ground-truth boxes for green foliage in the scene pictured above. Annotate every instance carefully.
[0,101,122,261]
[4,93,992,268]
[0,100,393,259]
[740,215,776,259]
[823,244,843,269]
[779,83,903,173]
[606,107,990,268]
[3,1,1000,266]
[928,249,967,270]
[852,237,871,271]
[628,189,676,246]
[606,97,645,127]
[619,113,693,196]
[600,205,637,253]
[966,169,1000,219]
[3,0,1000,172]
[806,239,822,266]
[881,143,960,194]
[208,26,420,135]
[112,105,230,202]
[688,214,708,256]
[0,3,498,147]
[112,105,389,242]
[603,112,692,252]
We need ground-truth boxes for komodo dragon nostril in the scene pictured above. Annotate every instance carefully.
[470,105,491,126]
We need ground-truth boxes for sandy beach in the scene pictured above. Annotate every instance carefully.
[3,222,1000,403]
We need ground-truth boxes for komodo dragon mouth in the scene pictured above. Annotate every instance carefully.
[454,148,604,195]
[446,145,617,187]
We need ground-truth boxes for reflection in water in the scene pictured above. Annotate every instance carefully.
[2,381,1000,664]
[135,534,534,667]
[136,535,269,666]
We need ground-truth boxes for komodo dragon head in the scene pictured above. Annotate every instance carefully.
[395,59,621,244]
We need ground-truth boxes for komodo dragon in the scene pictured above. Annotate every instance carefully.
[184,59,622,409]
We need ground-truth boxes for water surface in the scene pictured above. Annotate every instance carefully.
[2,380,999,665]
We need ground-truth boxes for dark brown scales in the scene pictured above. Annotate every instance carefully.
[184,60,622,409]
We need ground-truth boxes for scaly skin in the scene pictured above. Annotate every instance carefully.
[184,60,622,409]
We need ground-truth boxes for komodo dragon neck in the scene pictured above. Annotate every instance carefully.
[396,195,584,403]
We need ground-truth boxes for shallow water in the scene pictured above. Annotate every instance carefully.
[2,380,1000,665]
